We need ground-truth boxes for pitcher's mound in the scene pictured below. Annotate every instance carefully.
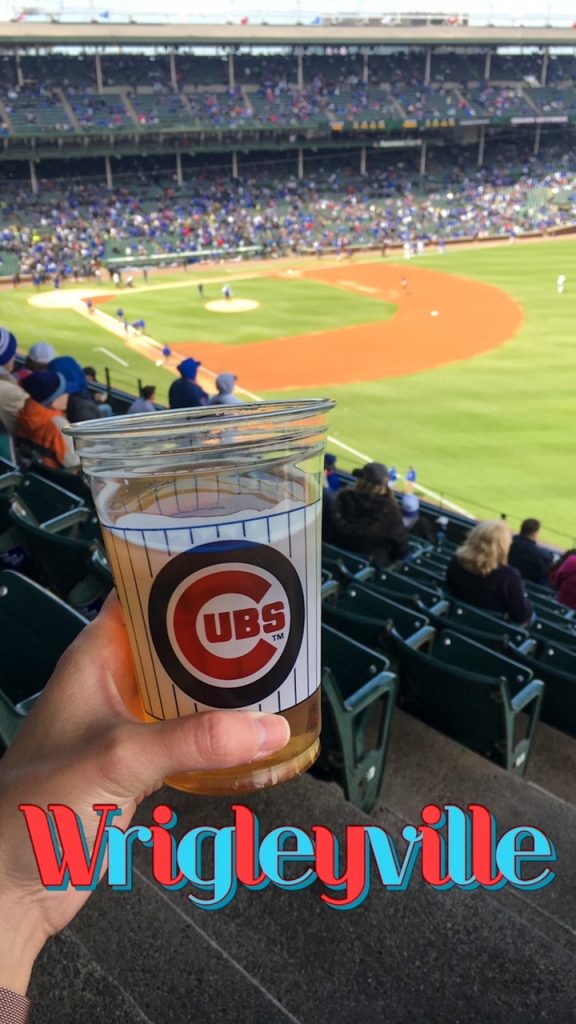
[206,299,259,314]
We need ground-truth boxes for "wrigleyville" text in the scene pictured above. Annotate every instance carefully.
[19,802,557,910]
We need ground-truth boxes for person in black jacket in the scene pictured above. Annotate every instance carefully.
[445,519,533,624]
[325,461,409,566]
[508,518,554,585]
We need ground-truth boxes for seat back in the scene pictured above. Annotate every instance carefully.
[531,617,576,649]
[393,630,536,769]
[400,560,446,586]
[8,499,110,609]
[0,457,21,493]
[28,462,95,507]
[16,473,85,525]
[316,624,397,812]
[0,570,87,712]
[435,600,528,649]
[510,640,576,737]
[322,542,373,578]
[371,568,443,607]
[339,583,431,641]
[434,631,532,688]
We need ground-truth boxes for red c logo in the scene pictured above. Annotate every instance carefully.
[149,540,305,709]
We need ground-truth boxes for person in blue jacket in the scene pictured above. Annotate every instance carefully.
[168,357,209,409]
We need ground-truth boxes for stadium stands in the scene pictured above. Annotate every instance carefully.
[0,45,574,148]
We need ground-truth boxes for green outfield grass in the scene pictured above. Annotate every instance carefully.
[294,241,576,546]
[3,239,576,544]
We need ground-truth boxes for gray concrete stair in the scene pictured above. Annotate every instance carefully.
[379,709,576,957]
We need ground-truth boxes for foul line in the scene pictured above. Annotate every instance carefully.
[94,346,129,367]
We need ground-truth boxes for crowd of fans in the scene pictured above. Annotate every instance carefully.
[0,144,574,277]
[2,49,576,138]
[323,457,576,619]
[0,326,243,470]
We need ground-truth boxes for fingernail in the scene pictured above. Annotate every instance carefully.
[251,713,291,755]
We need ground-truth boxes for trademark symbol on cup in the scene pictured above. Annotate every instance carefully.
[149,540,305,709]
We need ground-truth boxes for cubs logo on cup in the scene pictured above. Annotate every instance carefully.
[149,539,305,708]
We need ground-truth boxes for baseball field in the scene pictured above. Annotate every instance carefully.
[3,237,575,545]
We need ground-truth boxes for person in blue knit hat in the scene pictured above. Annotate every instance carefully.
[169,358,209,410]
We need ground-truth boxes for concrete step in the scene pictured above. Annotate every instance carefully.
[29,932,148,1023]
[526,720,576,807]
[379,709,576,956]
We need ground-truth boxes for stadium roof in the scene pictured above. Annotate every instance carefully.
[2,21,576,46]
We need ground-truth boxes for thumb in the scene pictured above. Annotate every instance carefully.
[97,710,291,799]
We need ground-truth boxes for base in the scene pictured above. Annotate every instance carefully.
[164,737,320,796]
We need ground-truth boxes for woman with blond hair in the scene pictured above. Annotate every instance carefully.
[445,519,533,624]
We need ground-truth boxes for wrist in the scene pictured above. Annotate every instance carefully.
[0,901,47,996]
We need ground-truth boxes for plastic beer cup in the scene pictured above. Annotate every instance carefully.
[66,399,334,794]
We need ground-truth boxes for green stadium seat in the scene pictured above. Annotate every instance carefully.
[9,472,85,526]
[0,473,89,569]
[7,499,112,616]
[422,598,528,651]
[0,456,20,490]
[525,579,557,600]
[419,548,452,569]
[509,637,576,738]
[400,560,447,586]
[0,570,88,749]
[528,591,574,621]
[393,629,544,775]
[313,623,398,812]
[531,616,576,649]
[322,581,435,657]
[29,462,95,507]
[322,542,375,582]
[370,567,444,607]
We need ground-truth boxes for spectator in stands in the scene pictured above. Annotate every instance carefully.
[50,356,103,423]
[169,358,209,410]
[324,453,346,492]
[128,385,157,414]
[0,594,290,1013]
[549,549,576,611]
[209,373,242,406]
[17,370,80,470]
[325,461,409,566]
[508,518,554,585]
[401,493,437,544]
[0,327,26,435]
[82,367,114,417]
[445,520,533,624]
[25,341,57,373]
